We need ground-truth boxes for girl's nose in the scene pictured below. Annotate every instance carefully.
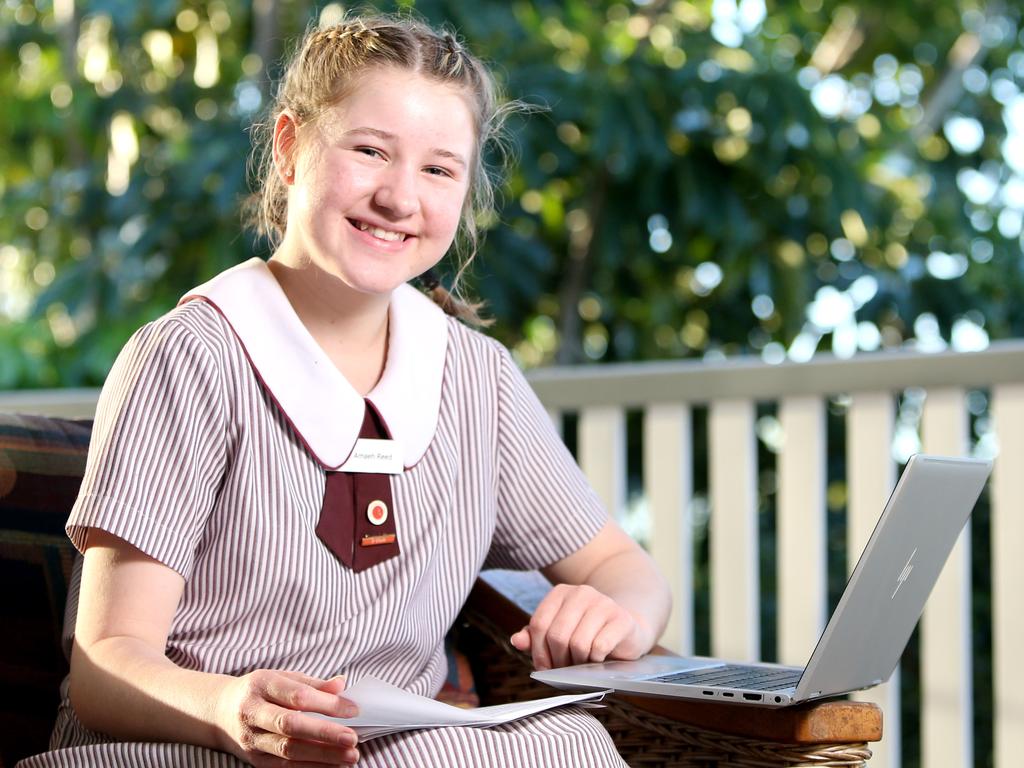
[373,165,420,218]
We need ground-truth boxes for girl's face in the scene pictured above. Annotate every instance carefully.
[280,68,476,297]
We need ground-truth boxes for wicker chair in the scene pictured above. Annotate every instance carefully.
[0,413,881,767]
[458,570,882,768]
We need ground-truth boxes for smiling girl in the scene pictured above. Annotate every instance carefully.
[19,15,669,768]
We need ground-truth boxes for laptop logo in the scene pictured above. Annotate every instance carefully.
[892,548,917,599]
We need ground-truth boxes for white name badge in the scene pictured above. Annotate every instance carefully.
[338,439,403,475]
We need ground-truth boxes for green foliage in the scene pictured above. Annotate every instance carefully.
[436,0,1024,365]
[2,0,1023,385]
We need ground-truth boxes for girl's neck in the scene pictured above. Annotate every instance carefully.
[267,250,391,396]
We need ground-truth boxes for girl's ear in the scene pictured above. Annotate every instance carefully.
[273,111,300,185]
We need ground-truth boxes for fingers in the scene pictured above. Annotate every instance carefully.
[276,671,347,696]
[568,608,609,665]
[277,671,349,700]
[246,729,359,766]
[522,585,641,670]
[252,760,357,768]
[319,675,348,696]
[251,702,358,747]
[532,589,581,667]
[510,628,529,650]
[263,673,359,720]
[229,671,360,765]
[276,670,333,688]
[589,613,637,662]
[523,586,566,670]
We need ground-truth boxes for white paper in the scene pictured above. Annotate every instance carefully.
[308,676,608,741]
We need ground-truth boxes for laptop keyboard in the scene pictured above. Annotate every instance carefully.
[650,664,802,691]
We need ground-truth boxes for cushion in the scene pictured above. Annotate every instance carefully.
[0,413,91,533]
[0,412,92,764]
[437,632,481,708]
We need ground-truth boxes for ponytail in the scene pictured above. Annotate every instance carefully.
[417,269,492,327]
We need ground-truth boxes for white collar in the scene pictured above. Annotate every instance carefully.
[180,258,448,470]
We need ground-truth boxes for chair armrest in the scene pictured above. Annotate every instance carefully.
[458,569,881,767]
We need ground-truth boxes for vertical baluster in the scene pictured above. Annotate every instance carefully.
[847,391,899,768]
[990,384,1024,768]
[579,406,627,519]
[777,396,827,665]
[643,403,693,654]
[920,388,972,768]
[546,408,562,437]
[708,399,759,661]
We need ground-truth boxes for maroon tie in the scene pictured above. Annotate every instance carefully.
[315,402,400,572]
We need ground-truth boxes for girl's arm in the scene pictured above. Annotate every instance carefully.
[510,521,671,670]
[69,529,360,766]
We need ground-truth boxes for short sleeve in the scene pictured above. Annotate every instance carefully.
[67,316,228,579]
[486,347,608,571]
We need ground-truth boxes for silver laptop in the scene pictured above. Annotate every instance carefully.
[532,453,992,707]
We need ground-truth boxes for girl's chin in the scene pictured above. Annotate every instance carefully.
[333,269,419,298]
[301,250,438,296]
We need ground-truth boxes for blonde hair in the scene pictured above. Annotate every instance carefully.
[246,14,517,325]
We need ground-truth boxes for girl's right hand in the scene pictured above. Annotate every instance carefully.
[215,669,360,766]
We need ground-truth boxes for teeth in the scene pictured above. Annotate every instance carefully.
[356,221,406,242]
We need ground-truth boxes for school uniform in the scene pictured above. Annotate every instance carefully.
[19,259,626,767]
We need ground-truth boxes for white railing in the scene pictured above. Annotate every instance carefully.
[527,340,1024,768]
[4,340,1024,768]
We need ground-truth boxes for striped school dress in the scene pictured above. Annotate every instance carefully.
[18,259,626,767]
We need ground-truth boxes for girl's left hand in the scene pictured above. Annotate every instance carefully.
[509,583,652,670]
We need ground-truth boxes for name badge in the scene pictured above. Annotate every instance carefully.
[338,438,403,475]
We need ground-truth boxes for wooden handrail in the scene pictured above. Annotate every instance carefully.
[469,570,883,746]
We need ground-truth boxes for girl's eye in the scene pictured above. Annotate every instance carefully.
[425,166,453,178]
[356,147,384,159]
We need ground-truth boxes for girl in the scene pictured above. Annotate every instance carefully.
[21,14,670,768]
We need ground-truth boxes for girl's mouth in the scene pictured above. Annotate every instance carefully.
[349,219,408,242]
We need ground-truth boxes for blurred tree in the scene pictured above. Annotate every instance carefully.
[1,0,1022,385]
[439,0,1024,365]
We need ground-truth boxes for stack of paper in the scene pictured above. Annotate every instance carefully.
[309,676,608,741]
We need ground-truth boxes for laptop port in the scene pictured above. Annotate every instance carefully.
[702,690,714,696]
[721,692,734,697]
[774,696,782,703]
[743,693,763,702]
